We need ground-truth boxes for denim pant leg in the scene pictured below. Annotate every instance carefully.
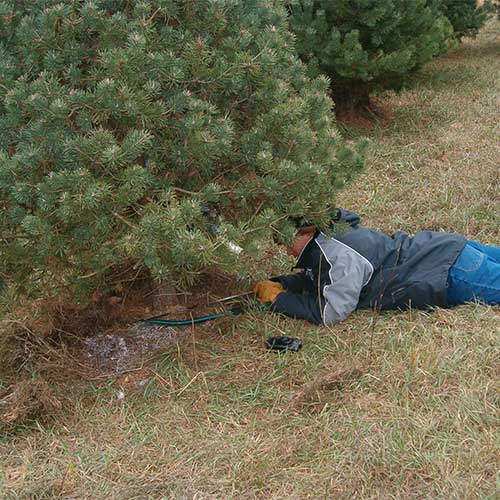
[447,243,500,306]
[467,240,500,264]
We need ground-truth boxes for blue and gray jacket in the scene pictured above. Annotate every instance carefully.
[271,209,467,325]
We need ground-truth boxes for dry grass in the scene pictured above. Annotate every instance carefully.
[0,380,62,429]
[1,22,500,500]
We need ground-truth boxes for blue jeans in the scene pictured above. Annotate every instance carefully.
[447,240,500,306]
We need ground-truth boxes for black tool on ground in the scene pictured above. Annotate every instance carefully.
[266,336,303,352]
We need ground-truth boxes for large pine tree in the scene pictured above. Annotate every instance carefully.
[0,0,363,303]
[288,0,453,112]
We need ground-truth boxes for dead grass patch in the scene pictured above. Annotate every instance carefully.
[289,366,364,411]
[0,379,62,429]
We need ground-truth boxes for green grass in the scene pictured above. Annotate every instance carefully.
[1,22,500,500]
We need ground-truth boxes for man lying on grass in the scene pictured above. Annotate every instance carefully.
[254,209,500,324]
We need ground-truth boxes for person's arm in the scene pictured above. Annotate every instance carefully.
[322,272,364,323]
[317,236,374,323]
[334,209,361,227]
[270,272,307,293]
[271,291,324,325]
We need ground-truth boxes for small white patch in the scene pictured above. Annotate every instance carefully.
[227,241,243,254]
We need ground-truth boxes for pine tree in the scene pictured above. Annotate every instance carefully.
[439,0,494,39]
[288,0,453,113]
[0,0,363,303]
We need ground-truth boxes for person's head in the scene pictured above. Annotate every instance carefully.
[286,226,316,257]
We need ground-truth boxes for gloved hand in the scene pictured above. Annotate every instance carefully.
[254,280,284,304]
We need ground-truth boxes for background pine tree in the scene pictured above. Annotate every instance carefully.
[0,0,363,304]
[439,0,495,39]
[288,0,453,113]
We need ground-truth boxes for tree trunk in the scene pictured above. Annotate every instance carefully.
[332,83,372,117]
[150,278,179,312]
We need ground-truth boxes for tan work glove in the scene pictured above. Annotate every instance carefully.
[254,280,284,304]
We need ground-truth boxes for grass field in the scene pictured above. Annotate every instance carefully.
[1,22,499,500]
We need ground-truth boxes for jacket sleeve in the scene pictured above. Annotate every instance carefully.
[271,291,324,325]
[270,272,307,293]
[335,209,361,227]
[322,270,365,323]
[317,235,374,324]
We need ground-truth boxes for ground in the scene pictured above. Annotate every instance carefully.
[1,21,499,500]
